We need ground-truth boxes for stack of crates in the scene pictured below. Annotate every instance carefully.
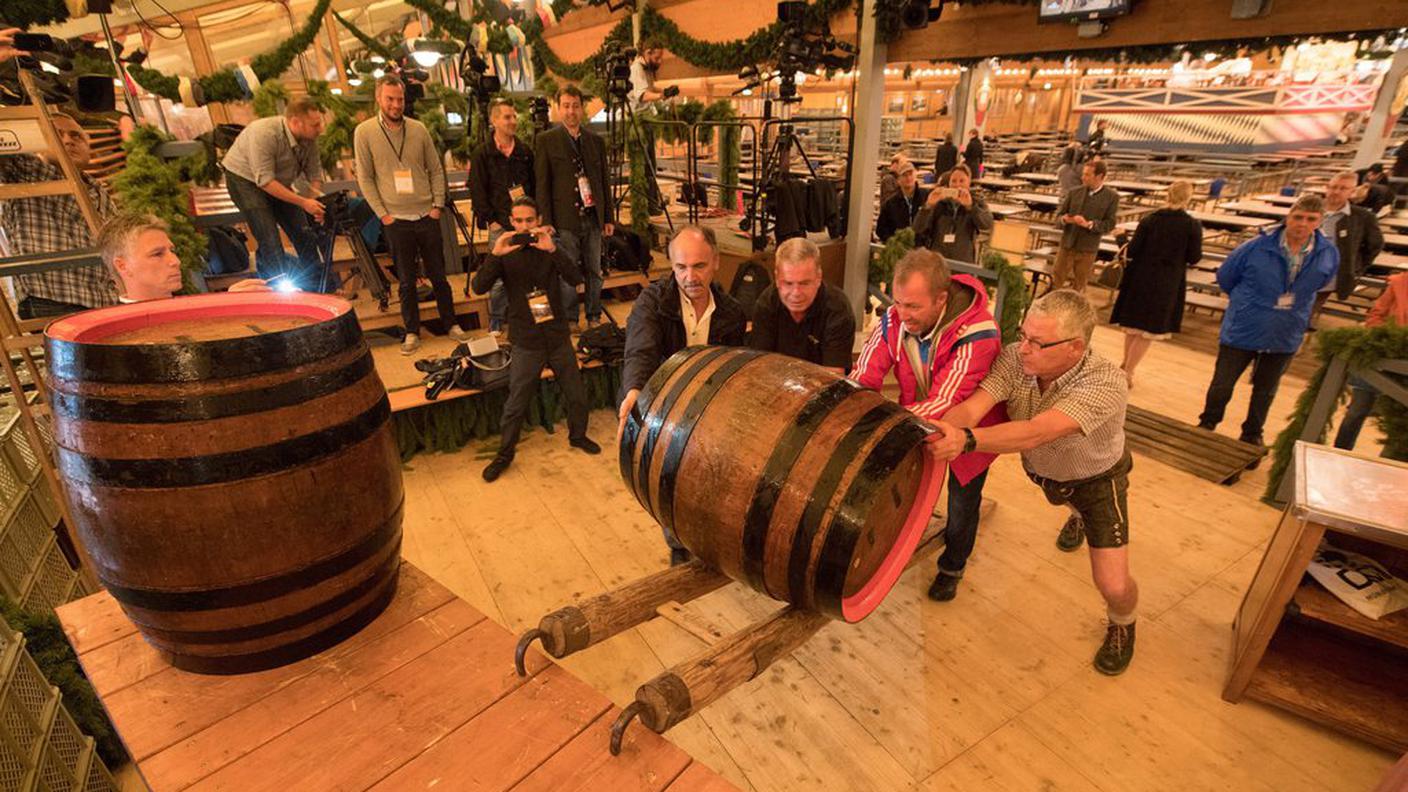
[0,625,120,792]
[0,407,89,616]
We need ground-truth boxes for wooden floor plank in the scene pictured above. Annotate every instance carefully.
[511,708,695,792]
[57,590,139,655]
[667,761,749,792]
[920,720,1104,792]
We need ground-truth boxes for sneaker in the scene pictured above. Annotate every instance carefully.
[400,333,421,355]
[1093,621,1136,676]
[669,548,692,567]
[569,436,602,455]
[1056,515,1085,552]
[449,326,471,342]
[482,455,512,482]
[927,573,960,602]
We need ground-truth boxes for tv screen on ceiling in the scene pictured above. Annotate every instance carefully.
[1039,0,1131,23]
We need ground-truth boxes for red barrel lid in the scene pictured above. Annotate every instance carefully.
[45,292,351,345]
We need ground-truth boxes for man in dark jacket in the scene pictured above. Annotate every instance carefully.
[618,225,747,563]
[748,237,855,372]
[1198,195,1339,448]
[472,197,600,482]
[962,129,984,177]
[1053,159,1120,293]
[933,134,959,177]
[535,85,615,327]
[914,166,993,264]
[876,162,928,242]
[468,99,535,334]
[1320,170,1383,301]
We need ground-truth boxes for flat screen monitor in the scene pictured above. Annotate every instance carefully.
[1038,0,1131,23]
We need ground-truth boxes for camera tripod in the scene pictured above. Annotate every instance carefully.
[316,195,392,310]
[745,116,822,251]
[605,90,675,236]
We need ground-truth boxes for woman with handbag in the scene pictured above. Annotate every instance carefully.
[1109,181,1203,388]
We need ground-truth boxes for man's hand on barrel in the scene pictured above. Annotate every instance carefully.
[925,420,968,461]
[617,388,640,443]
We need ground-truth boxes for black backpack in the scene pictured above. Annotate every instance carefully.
[603,228,650,273]
[205,226,250,275]
[729,258,772,319]
[577,312,627,365]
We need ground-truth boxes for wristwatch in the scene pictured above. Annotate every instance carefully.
[961,428,977,454]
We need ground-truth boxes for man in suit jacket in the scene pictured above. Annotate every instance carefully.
[1320,171,1384,301]
[534,84,615,327]
[962,129,984,177]
[934,134,959,177]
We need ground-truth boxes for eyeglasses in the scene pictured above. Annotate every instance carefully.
[1016,331,1078,350]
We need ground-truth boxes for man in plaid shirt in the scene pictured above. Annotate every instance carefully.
[0,28,117,318]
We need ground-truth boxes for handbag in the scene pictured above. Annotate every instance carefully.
[457,336,512,391]
[1096,243,1128,291]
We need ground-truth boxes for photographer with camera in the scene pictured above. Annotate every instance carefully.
[914,165,993,265]
[535,85,615,329]
[624,40,678,216]
[468,99,535,337]
[355,75,470,354]
[0,28,119,319]
[472,196,601,483]
[220,96,327,287]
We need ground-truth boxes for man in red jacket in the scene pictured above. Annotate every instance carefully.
[854,249,1002,601]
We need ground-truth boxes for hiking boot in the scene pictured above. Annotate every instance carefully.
[1056,515,1086,552]
[927,573,961,602]
[482,455,512,482]
[1094,621,1136,676]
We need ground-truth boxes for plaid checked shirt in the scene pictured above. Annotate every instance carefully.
[0,155,119,308]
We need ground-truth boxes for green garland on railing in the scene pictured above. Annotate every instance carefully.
[982,248,1028,344]
[1263,325,1408,503]
[125,0,335,104]
[110,126,208,288]
[636,99,742,215]
[331,11,400,61]
[394,365,622,460]
[871,228,915,288]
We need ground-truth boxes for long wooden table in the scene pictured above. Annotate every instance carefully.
[56,562,735,792]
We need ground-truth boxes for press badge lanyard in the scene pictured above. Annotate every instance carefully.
[282,121,311,183]
[379,117,414,195]
[567,131,595,210]
[1278,236,1312,310]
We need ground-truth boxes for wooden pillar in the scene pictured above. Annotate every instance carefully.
[324,13,351,91]
[1351,45,1408,172]
[177,11,230,124]
[841,0,887,325]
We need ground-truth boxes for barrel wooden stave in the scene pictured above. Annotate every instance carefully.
[45,294,403,673]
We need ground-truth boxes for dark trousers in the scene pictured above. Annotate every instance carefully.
[496,338,589,459]
[17,296,88,320]
[936,467,990,578]
[223,171,322,284]
[557,222,604,324]
[1198,343,1295,443]
[1333,375,1378,451]
[383,216,456,335]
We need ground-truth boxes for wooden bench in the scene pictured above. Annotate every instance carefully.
[1185,291,1229,317]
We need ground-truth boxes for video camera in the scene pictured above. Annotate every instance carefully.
[600,42,638,101]
[460,52,501,101]
[317,190,359,231]
[1,34,120,112]
[738,1,857,103]
[528,95,551,132]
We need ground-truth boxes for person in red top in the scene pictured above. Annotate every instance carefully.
[853,249,1003,601]
[1334,272,1408,453]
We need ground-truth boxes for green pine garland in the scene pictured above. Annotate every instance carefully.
[126,0,335,104]
[1263,325,1408,503]
[251,79,291,118]
[394,365,622,460]
[871,227,915,288]
[110,126,208,289]
[331,11,400,61]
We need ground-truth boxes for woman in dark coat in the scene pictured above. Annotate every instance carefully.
[1109,180,1202,387]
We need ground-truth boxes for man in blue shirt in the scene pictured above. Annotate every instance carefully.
[1198,194,1339,448]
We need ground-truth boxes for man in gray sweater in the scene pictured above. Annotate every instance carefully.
[354,75,468,354]
[1053,158,1119,293]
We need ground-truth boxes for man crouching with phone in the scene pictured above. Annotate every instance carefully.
[471,196,601,482]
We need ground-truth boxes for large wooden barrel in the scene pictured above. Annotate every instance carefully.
[619,347,945,622]
[45,293,403,674]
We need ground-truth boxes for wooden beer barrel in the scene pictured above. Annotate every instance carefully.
[619,347,944,623]
[45,293,403,674]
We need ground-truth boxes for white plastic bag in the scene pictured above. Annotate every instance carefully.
[1307,545,1408,621]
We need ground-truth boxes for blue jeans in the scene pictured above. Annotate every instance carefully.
[485,226,507,331]
[1334,374,1378,451]
[223,171,322,285]
[557,223,603,323]
[936,467,990,577]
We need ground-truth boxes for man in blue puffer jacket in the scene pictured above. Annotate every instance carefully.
[1198,194,1339,449]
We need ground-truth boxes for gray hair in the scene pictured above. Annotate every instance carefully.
[774,237,821,275]
[98,213,169,267]
[668,224,718,260]
[1028,289,1096,343]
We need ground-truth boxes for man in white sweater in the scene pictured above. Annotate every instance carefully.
[354,75,468,353]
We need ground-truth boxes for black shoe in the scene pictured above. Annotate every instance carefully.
[569,436,601,455]
[927,573,960,602]
[1056,516,1086,552]
[1196,421,1216,432]
[1094,621,1136,676]
[482,455,512,482]
[669,548,692,567]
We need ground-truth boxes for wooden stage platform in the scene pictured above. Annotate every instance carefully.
[55,563,736,792]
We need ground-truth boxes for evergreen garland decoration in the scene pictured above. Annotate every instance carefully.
[871,228,915,287]
[394,365,622,460]
[110,126,209,289]
[331,11,400,61]
[306,79,366,172]
[1,597,127,768]
[1263,325,1408,503]
[126,0,335,104]
[251,79,291,118]
[981,248,1028,344]
[0,0,70,28]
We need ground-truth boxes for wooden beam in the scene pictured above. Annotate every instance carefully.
[888,0,1408,64]
[175,11,230,125]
